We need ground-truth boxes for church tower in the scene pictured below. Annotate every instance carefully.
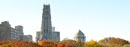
[40,4,52,40]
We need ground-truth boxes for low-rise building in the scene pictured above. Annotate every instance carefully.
[52,31,60,42]
[23,35,32,41]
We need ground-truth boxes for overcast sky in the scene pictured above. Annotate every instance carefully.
[0,0,130,41]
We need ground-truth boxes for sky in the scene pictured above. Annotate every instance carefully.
[0,0,130,41]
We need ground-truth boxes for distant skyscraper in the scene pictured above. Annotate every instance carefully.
[0,21,11,41]
[74,30,86,42]
[15,25,24,40]
[40,4,52,40]
[0,21,25,41]
[36,4,60,42]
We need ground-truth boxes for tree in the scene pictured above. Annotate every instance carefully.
[122,44,130,47]
[59,38,76,47]
[39,40,57,47]
[85,40,102,47]
[76,40,84,47]
[98,37,129,47]
[0,40,42,47]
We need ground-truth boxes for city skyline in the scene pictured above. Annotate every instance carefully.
[0,0,130,41]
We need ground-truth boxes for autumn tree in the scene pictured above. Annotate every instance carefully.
[98,37,129,47]
[76,40,85,47]
[122,44,130,47]
[0,40,41,47]
[59,38,76,47]
[39,40,57,47]
[85,40,102,47]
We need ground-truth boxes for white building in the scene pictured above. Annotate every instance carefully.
[74,30,86,42]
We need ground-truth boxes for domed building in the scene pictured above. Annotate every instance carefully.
[74,30,86,42]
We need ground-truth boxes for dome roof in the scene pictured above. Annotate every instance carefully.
[76,30,84,35]
[74,30,86,41]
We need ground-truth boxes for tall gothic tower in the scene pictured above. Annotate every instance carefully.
[40,4,52,40]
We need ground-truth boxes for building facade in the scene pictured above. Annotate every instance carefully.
[15,25,24,40]
[36,31,41,43]
[0,21,32,41]
[0,21,11,41]
[52,27,60,42]
[11,28,17,40]
[74,30,86,42]
[36,4,60,42]
[23,35,32,41]
[52,32,60,42]
[40,4,52,40]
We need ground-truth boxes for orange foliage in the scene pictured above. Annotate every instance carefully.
[0,37,129,47]
[39,40,57,47]
[0,40,41,47]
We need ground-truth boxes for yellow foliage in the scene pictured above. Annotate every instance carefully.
[85,40,102,47]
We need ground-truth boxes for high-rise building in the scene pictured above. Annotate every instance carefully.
[0,21,25,41]
[0,21,11,41]
[36,4,60,42]
[15,25,24,40]
[40,4,52,40]
[74,30,86,42]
